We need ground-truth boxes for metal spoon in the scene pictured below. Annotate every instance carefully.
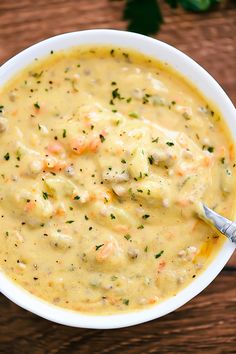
[200,204,236,244]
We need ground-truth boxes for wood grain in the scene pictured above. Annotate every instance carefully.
[0,270,235,353]
[0,2,236,352]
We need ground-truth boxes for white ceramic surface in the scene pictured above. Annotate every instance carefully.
[0,29,235,329]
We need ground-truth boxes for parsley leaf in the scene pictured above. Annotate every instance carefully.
[155,250,164,259]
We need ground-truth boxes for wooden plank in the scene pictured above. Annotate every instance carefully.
[0,270,235,353]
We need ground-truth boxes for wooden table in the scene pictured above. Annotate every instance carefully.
[0,1,235,352]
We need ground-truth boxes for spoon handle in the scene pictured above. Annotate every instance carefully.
[202,204,236,244]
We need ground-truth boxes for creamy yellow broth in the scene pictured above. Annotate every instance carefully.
[0,46,235,314]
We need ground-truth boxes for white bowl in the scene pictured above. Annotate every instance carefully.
[0,29,235,329]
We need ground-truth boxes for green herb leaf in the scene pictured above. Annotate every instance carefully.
[74,195,80,200]
[124,234,131,240]
[155,250,164,259]
[42,191,48,200]
[152,137,159,143]
[148,155,154,165]
[129,112,139,118]
[207,146,214,153]
[95,244,104,251]
[62,129,67,138]
[34,102,40,109]
[166,141,174,146]
[142,214,150,219]
[66,220,74,224]
[4,152,10,161]
[122,298,130,305]
[123,0,163,35]
[99,134,105,143]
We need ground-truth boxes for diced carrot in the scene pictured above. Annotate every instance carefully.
[202,155,213,167]
[88,136,101,152]
[55,208,65,216]
[148,296,158,304]
[70,137,87,155]
[24,200,36,212]
[53,160,67,171]
[43,158,67,172]
[229,144,234,161]
[12,110,18,116]
[177,133,188,148]
[191,220,199,231]
[157,260,166,272]
[113,225,130,233]
[47,142,63,154]
[217,146,226,157]
[96,241,114,262]
[176,199,189,207]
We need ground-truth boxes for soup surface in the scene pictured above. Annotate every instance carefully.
[0,46,235,314]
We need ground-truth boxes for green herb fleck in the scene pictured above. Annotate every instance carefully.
[66,220,75,224]
[166,141,174,146]
[34,102,40,109]
[124,234,131,240]
[62,129,67,138]
[42,191,48,200]
[110,213,116,220]
[129,112,139,118]
[123,298,129,306]
[99,134,105,143]
[148,155,154,165]
[74,195,80,200]
[142,214,150,219]
[207,146,214,153]
[95,244,104,251]
[138,224,144,229]
[155,250,164,259]
[152,137,159,143]
[4,152,10,161]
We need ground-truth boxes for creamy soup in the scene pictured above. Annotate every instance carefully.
[0,46,235,314]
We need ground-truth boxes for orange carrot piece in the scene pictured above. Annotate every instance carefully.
[24,200,36,212]
[47,142,63,154]
[70,137,87,155]
[229,144,234,161]
[96,241,114,262]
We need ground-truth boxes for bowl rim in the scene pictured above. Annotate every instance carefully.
[0,29,235,329]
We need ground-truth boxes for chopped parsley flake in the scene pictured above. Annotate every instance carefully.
[74,195,80,200]
[166,142,174,146]
[155,250,164,259]
[152,137,159,143]
[66,220,75,224]
[42,191,48,200]
[95,244,104,251]
[148,155,154,165]
[129,112,139,118]
[123,298,129,305]
[34,102,40,109]
[124,234,131,240]
[4,152,10,161]
[142,214,150,219]
[137,225,144,229]
[207,146,214,153]
[110,213,116,219]
[62,129,67,138]
[99,134,105,143]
